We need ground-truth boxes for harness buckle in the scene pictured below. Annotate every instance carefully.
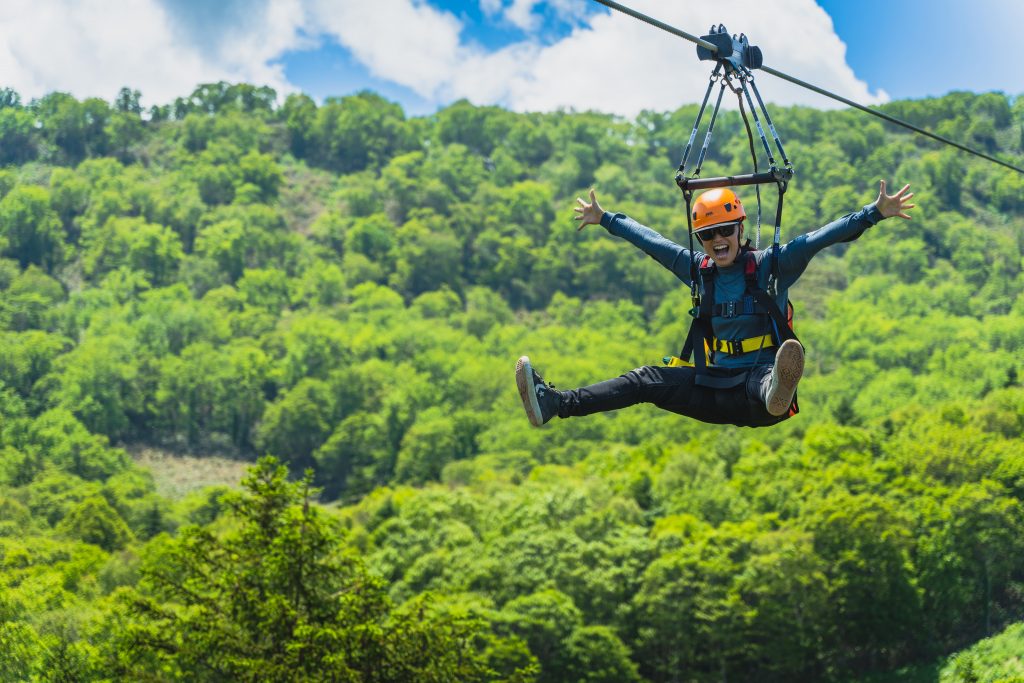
[726,339,744,355]
[723,300,737,318]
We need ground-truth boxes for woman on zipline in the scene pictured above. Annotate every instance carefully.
[516,181,915,428]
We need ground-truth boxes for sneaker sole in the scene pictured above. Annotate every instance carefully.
[515,356,544,427]
[767,340,804,417]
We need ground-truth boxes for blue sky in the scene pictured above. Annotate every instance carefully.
[1,0,1022,117]
[816,0,1024,102]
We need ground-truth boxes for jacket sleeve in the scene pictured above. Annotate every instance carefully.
[600,212,698,285]
[774,203,884,288]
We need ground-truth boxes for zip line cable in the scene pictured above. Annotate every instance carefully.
[591,0,1024,176]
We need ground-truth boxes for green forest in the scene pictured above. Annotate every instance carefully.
[2,81,1024,681]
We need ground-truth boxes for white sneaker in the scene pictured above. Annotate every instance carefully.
[765,339,804,417]
[515,356,560,427]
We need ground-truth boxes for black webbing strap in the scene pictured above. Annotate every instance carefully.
[711,297,764,318]
[677,62,722,174]
[735,84,763,249]
[693,81,727,177]
[737,74,776,168]
[680,258,716,371]
[733,68,791,283]
[750,288,797,344]
[770,180,786,285]
[742,68,792,168]
[744,247,795,344]
[684,189,698,306]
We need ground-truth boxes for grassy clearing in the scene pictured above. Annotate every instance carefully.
[129,446,253,500]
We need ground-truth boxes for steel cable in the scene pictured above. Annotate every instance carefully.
[591,0,1024,175]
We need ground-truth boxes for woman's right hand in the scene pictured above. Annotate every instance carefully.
[574,189,605,231]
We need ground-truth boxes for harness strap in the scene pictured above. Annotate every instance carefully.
[710,334,774,356]
[680,255,716,368]
[744,251,758,279]
[750,289,797,344]
[678,249,798,367]
[711,298,763,318]
[770,184,785,286]
[678,62,723,175]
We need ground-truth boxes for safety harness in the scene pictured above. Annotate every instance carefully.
[673,247,793,352]
[665,248,799,414]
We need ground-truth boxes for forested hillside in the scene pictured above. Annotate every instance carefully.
[2,83,1024,681]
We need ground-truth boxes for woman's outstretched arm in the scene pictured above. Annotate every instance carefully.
[575,188,698,285]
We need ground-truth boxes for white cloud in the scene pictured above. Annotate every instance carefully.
[479,0,505,19]
[0,0,307,107]
[306,0,464,99]
[438,0,888,116]
[0,0,885,116]
[477,0,583,33]
[503,0,543,31]
[305,0,886,116]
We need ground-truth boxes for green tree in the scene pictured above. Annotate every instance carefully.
[394,407,460,484]
[435,99,513,156]
[24,408,129,480]
[390,216,462,296]
[114,87,143,114]
[56,495,134,551]
[49,330,144,440]
[280,92,317,157]
[0,185,67,271]
[48,167,91,238]
[0,265,65,331]
[310,91,418,173]
[0,106,38,164]
[194,161,238,205]
[106,110,146,162]
[255,379,336,468]
[82,216,184,286]
[564,625,642,683]
[0,330,69,397]
[105,458,495,681]
[314,411,392,499]
[237,267,290,313]
[238,150,283,200]
[153,343,224,447]
[499,589,583,683]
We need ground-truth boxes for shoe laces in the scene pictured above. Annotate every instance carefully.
[532,369,555,390]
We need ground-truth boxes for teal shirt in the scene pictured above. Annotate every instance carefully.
[600,204,885,368]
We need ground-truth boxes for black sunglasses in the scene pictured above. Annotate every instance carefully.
[693,222,738,242]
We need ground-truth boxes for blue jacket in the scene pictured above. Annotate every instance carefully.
[600,204,885,368]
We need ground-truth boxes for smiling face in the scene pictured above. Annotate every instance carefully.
[696,221,744,268]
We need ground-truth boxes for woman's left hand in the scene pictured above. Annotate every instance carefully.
[874,180,916,220]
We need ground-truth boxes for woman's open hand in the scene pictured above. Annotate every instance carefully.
[574,189,605,231]
[875,180,915,220]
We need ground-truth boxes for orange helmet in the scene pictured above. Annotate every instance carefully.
[692,188,746,230]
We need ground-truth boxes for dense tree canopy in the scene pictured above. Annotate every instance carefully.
[2,81,1024,681]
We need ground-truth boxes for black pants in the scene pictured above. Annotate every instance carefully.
[557,364,788,428]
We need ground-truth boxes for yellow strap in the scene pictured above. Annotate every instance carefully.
[662,337,771,367]
[663,339,711,367]
[711,334,775,355]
